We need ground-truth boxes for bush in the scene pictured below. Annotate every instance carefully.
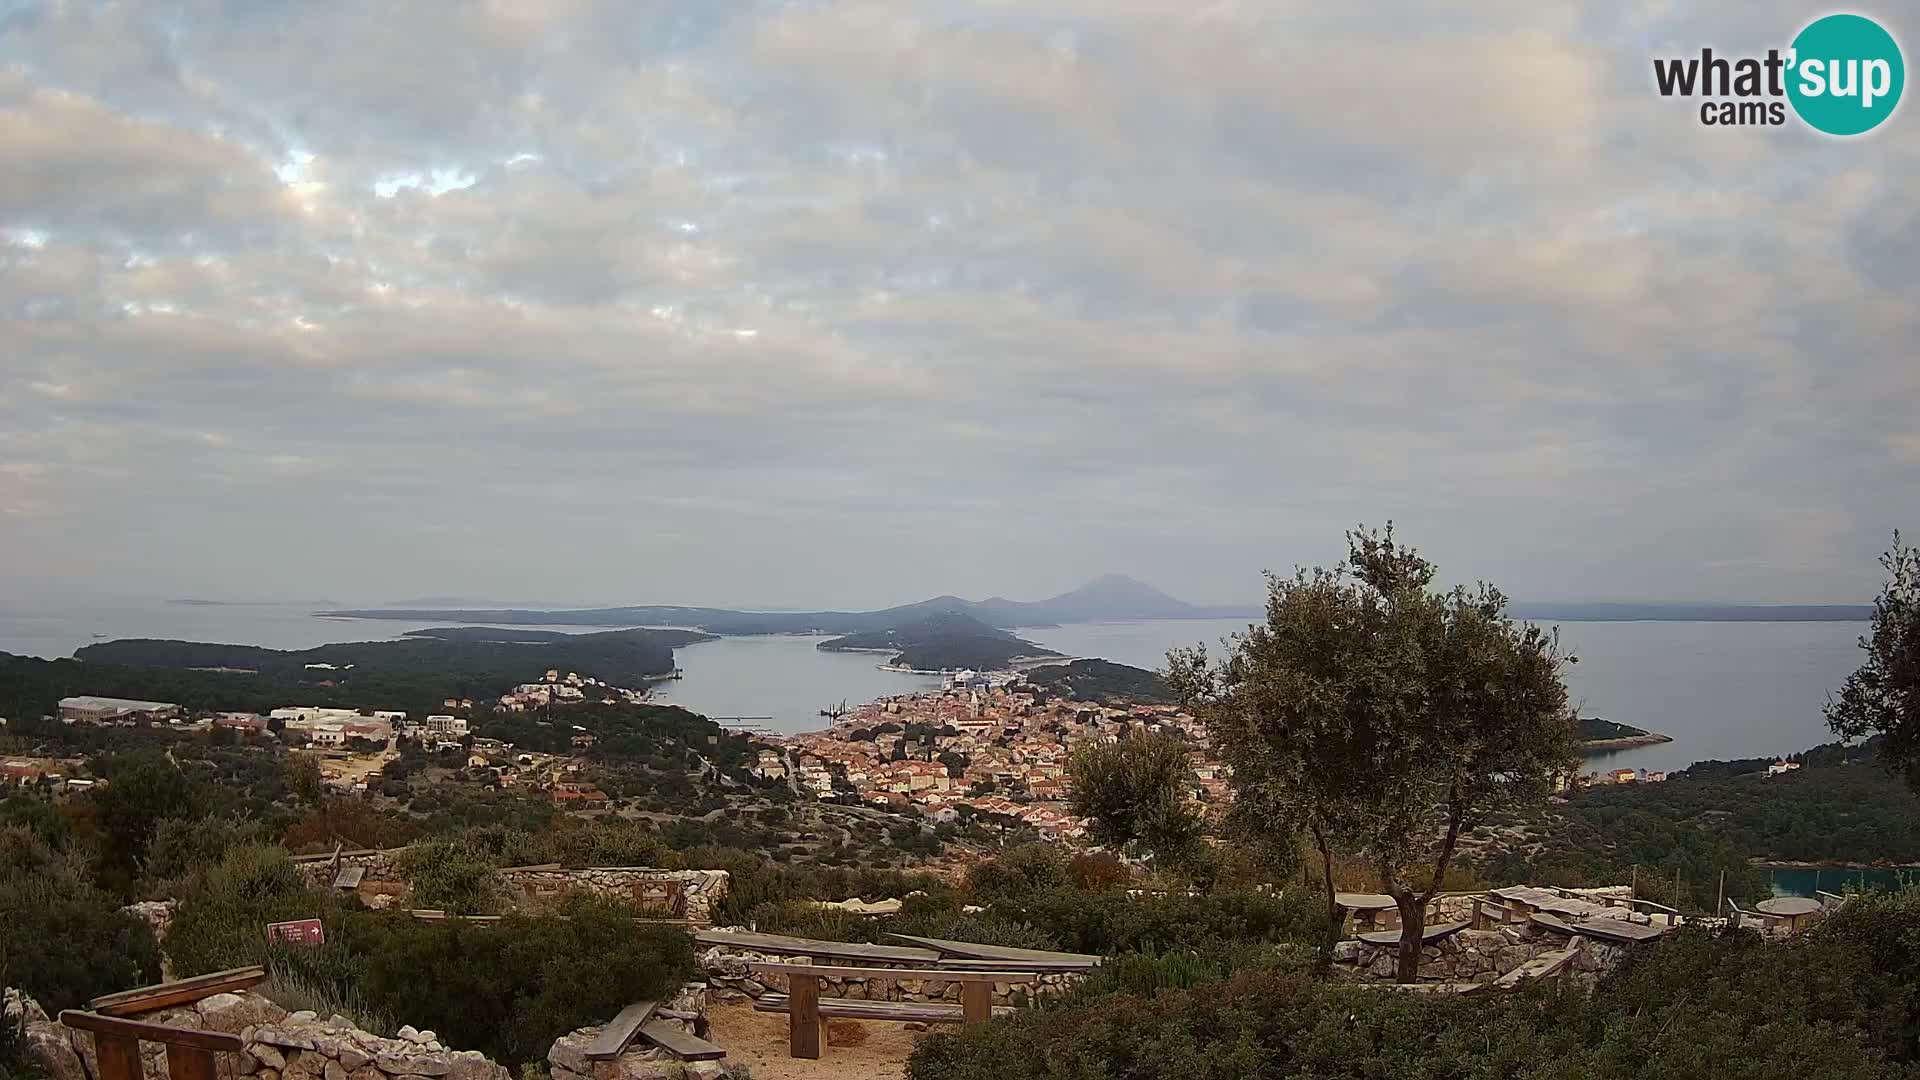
[908,898,1920,1080]
[401,839,501,914]
[986,886,1318,956]
[165,845,354,977]
[0,866,161,1011]
[967,844,1070,902]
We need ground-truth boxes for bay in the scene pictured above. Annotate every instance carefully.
[0,601,1870,769]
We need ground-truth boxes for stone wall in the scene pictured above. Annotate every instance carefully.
[699,936,1086,1006]
[1330,925,1630,985]
[9,989,509,1080]
[293,850,729,926]
[546,984,745,1080]
[496,867,729,925]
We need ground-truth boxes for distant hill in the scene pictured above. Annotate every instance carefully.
[319,580,1871,634]
[320,574,1252,632]
[818,610,1060,672]
[1024,659,1175,705]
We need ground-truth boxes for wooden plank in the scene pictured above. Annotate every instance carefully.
[88,967,268,1017]
[92,1032,142,1080]
[960,981,992,1026]
[636,1021,726,1062]
[583,1002,658,1060]
[753,995,1012,1023]
[747,963,1039,982]
[696,929,941,965]
[164,1043,219,1080]
[1568,918,1667,944]
[1356,919,1470,947]
[333,866,366,890]
[1331,892,1397,912]
[934,958,1099,974]
[883,933,1100,967]
[59,1012,246,1053]
[787,974,824,1060]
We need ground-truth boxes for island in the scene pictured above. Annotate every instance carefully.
[817,610,1061,672]
[1023,659,1176,705]
[1577,716,1674,751]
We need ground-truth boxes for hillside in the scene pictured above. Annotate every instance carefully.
[1024,659,1175,704]
[817,610,1060,672]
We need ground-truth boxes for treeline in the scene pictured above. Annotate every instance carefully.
[818,611,1059,671]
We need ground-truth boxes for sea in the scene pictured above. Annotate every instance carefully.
[0,600,1867,772]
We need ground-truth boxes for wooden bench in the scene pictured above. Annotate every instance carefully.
[1355,919,1471,947]
[746,963,1037,1059]
[881,933,1101,971]
[584,1002,726,1063]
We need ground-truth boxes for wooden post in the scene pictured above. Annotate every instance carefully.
[165,1044,219,1080]
[1715,870,1725,920]
[961,980,993,1026]
[1674,866,1682,912]
[93,1034,142,1080]
[1630,864,1638,899]
[787,973,825,1060]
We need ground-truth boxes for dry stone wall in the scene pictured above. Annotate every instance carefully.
[1330,925,1631,985]
[8,989,509,1080]
[545,984,744,1080]
[292,849,729,925]
[699,933,1085,1006]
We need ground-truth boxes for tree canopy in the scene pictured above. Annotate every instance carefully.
[1827,531,1920,794]
[1169,524,1580,980]
[1067,736,1207,871]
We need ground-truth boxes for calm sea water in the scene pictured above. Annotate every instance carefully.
[1020,618,1867,774]
[0,602,1866,769]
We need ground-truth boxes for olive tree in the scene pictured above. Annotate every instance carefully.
[1067,735,1207,873]
[1169,525,1579,981]
[1827,532,1920,793]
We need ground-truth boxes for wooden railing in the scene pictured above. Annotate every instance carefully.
[58,1011,245,1080]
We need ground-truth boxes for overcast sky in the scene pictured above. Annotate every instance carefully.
[1,1,1915,610]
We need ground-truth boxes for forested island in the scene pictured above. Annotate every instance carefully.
[1575,716,1673,750]
[1023,659,1177,704]
[817,610,1061,672]
[0,627,708,722]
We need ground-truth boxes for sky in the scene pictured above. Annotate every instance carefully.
[1,1,1916,611]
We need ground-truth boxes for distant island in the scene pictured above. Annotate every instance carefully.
[320,576,1871,633]
[818,610,1061,672]
[1577,716,1674,751]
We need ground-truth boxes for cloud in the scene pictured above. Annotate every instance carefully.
[0,1,1914,607]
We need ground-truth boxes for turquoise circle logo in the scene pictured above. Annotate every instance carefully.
[1787,14,1904,135]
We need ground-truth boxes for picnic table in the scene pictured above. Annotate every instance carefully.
[1334,893,1401,933]
[882,933,1100,971]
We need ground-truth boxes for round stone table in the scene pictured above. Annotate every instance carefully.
[1754,896,1823,932]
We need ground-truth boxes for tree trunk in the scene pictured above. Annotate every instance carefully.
[1393,892,1426,983]
[1313,828,1341,956]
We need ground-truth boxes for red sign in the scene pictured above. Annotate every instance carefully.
[265,919,326,947]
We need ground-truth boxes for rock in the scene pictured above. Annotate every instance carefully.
[414,1031,438,1046]
[337,1046,371,1071]
[903,1021,931,1032]
[445,1049,504,1080]
[258,1071,280,1080]
[288,1012,319,1025]
[324,1059,348,1080]
[1331,941,1363,963]
[27,1022,89,1080]
[547,1032,594,1076]
[251,1044,288,1071]
[377,1052,452,1077]
[200,994,287,1035]
[397,1025,420,1042]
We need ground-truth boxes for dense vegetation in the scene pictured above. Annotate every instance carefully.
[1477,745,1919,911]
[909,890,1920,1080]
[818,610,1059,671]
[1024,660,1175,704]
[0,628,699,724]
[1576,717,1659,742]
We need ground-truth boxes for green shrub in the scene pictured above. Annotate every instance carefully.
[401,839,502,914]
[986,885,1317,956]
[908,906,1920,1080]
[0,869,160,1012]
[165,845,353,977]
[1067,942,1307,1001]
[967,844,1071,902]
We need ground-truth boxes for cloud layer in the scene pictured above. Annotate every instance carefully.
[1,1,1915,607]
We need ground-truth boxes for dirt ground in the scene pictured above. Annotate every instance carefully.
[706,1002,928,1080]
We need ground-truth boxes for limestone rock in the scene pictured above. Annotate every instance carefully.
[251,1044,288,1071]
[27,1022,89,1080]
[377,1051,452,1077]
[547,1031,595,1076]
[324,1059,348,1080]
